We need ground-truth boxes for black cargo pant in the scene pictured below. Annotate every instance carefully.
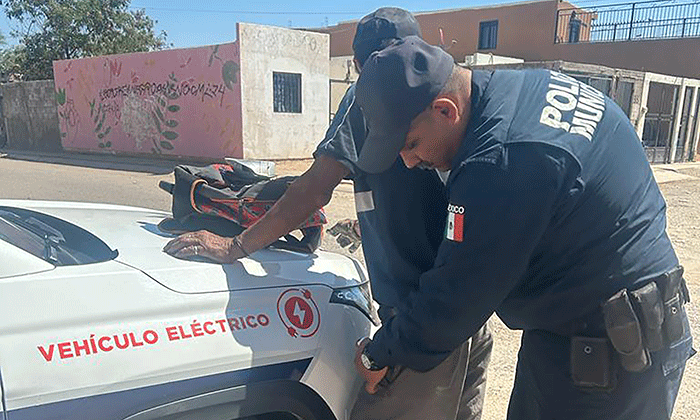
[507,308,693,419]
[350,323,493,420]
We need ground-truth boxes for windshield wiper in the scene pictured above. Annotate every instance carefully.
[0,210,66,263]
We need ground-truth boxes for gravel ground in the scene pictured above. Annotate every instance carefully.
[275,159,700,420]
[657,175,700,420]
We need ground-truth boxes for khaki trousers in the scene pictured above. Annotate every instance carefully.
[350,323,493,420]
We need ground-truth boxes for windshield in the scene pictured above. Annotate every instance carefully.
[0,206,118,266]
[0,215,47,260]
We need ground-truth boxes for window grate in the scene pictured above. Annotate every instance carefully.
[273,72,302,113]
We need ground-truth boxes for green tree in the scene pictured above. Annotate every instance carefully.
[2,0,169,80]
[0,45,25,82]
[0,29,21,82]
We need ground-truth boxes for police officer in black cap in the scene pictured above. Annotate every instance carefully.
[353,35,693,419]
[164,8,492,420]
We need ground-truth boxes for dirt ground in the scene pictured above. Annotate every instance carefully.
[275,159,700,420]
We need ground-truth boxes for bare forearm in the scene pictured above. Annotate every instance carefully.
[237,178,328,252]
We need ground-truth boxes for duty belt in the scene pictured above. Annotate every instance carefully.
[601,265,689,372]
[562,266,690,391]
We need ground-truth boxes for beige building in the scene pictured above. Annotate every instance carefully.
[237,23,330,159]
[320,0,700,79]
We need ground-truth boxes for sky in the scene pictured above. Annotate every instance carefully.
[0,0,637,49]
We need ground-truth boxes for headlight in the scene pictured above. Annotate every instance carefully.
[330,282,380,325]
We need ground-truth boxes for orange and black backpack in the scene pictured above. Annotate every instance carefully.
[158,161,325,253]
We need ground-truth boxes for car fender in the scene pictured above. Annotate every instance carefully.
[123,379,336,420]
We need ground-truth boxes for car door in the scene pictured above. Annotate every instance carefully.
[0,260,302,420]
[1,363,6,420]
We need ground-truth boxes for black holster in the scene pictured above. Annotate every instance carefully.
[629,281,664,352]
[600,266,689,373]
[660,266,687,345]
[602,289,651,372]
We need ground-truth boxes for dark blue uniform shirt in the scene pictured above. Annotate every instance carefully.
[314,84,447,313]
[368,69,679,372]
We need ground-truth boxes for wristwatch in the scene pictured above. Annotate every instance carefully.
[360,344,385,371]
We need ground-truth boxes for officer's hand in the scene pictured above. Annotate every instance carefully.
[163,230,244,263]
[354,337,388,394]
[327,219,362,253]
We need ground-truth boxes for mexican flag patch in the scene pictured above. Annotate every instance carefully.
[446,203,464,242]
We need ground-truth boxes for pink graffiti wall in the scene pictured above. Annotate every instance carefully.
[53,43,243,158]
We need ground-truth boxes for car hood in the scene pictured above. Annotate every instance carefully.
[0,200,367,293]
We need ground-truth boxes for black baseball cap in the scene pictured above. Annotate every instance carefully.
[356,36,454,174]
[352,7,422,65]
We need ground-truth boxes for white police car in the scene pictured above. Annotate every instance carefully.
[0,199,375,420]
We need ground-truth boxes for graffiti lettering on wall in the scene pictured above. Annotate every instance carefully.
[88,71,225,152]
[53,41,243,158]
[98,79,227,107]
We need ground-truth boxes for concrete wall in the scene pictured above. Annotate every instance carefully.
[237,22,329,159]
[1,80,61,152]
[52,43,243,159]
[322,0,700,79]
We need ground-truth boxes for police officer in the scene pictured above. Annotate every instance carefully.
[164,8,492,420]
[353,36,693,419]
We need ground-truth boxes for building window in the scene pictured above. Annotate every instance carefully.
[478,20,498,50]
[273,72,302,113]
